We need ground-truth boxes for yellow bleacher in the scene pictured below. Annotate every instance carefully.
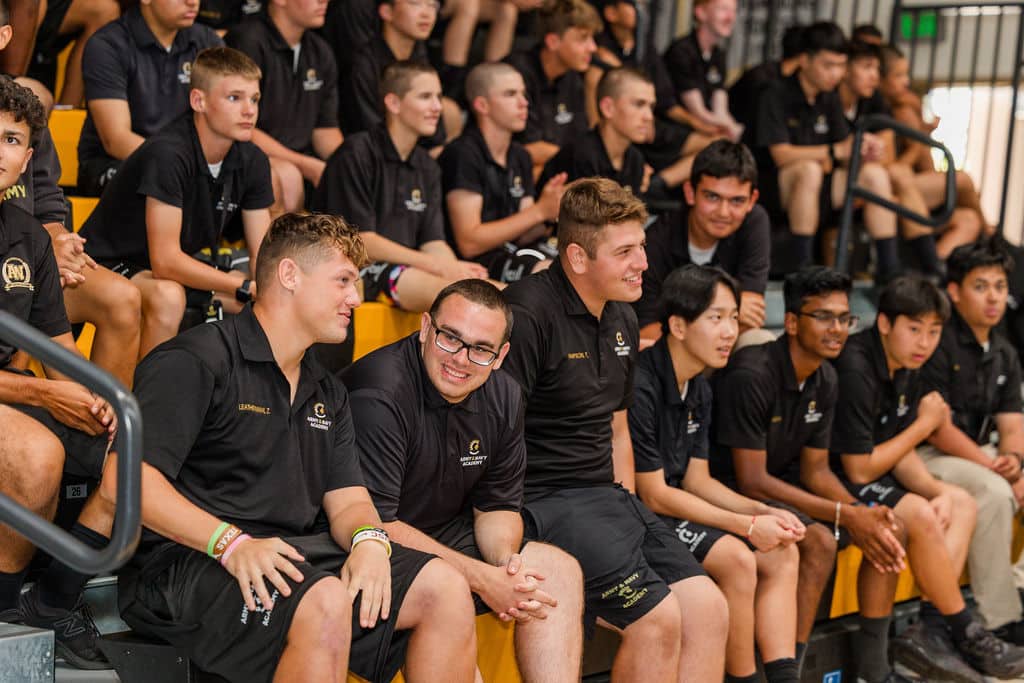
[49,107,85,189]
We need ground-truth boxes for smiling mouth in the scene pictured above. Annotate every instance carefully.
[442,364,469,381]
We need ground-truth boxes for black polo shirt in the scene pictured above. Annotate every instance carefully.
[4,127,66,226]
[342,334,526,535]
[0,202,69,367]
[634,203,771,328]
[662,32,726,109]
[318,0,378,82]
[729,60,782,140]
[922,308,1023,445]
[594,31,676,118]
[226,14,339,155]
[845,90,892,127]
[80,115,274,268]
[755,72,850,158]
[830,327,922,459]
[506,46,589,148]
[340,35,446,148]
[438,124,535,265]
[313,126,444,250]
[537,128,645,195]
[78,7,223,166]
[197,0,263,30]
[710,334,837,487]
[132,305,364,542]
[629,337,713,489]
[502,260,638,493]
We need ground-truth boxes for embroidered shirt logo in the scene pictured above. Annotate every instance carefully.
[302,68,324,91]
[804,400,823,424]
[509,175,525,199]
[706,65,722,85]
[241,0,262,14]
[405,188,426,212]
[613,330,631,357]
[686,410,700,435]
[896,394,909,417]
[460,438,486,467]
[813,114,829,135]
[554,103,574,125]
[2,257,32,291]
[307,402,331,430]
[178,61,193,85]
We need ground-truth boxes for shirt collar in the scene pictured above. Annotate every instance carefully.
[866,325,904,387]
[260,12,293,52]
[550,260,592,317]
[466,123,502,168]
[371,125,408,165]
[949,305,987,353]
[234,305,328,389]
[785,71,822,108]
[769,333,804,392]
[411,334,482,414]
[650,337,686,407]
[127,7,201,53]
[184,115,242,176]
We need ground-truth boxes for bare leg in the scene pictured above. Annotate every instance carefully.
[780,160,825,237]
[833,163,897,239]
[753,544,800,663]
[268,157,305,220]
[893,493,972,614]
[63,266,142,388]
[54,0,121,106]
[672,575,728,682]
[481,0,518,61]
[514,542,583,682]
[130,271,186,359]
[599,592,682,682]
[656,153,697,188]
[702,536,760,677]
[936,209,983,259]
[441,0,480,66]
[273,577,352,683]
[794,524,837,644]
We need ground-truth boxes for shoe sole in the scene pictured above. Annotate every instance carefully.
[892,642,984,683]
[54,640,113,671]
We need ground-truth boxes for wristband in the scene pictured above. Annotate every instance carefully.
[833,502,842,542]
[351,528,392,557]
[351,525,377,540]
[745,516,757,539]
[220,534,252,566]
[207,522,230,557]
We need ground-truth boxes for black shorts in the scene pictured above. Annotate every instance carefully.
[637,119,693,172]
[841,474,909,508]
[359,261,406,306]
[118,533,435,683]
[5,388,110,480]
[660,517,754,562]
[522,485,705,631]
[76,157,120,198]
[480,239,556,283]
[99,257,233,310]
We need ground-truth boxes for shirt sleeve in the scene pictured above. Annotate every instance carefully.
[349,391,409,522]
[83,27,130,102]
[315,141,378,232]
[326,387,366,492]
[241,147,275,210]
[755,83,791,148]
[627,366,666,473]
[830,353,879,455]
[662,39,700,98]
[28,228,71,338]
[998,351,1024,414]
[920,336,953,400]
[713,367,774,450]
[471,397,526,513]
[29,128,67,226]
[732,204,770,294]
[692,379,712,460]
[419,164,445,244]
[501,301,546,398]
[136,141,190,209]
[827,96,851,143]
[439,144,483,195]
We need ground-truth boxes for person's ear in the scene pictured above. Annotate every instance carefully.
[565,243,588,275]
[383,91,402,116]
[683,180,696,206]
[190,88,205,113]
[783,311,798,337]
[0,25,13,52]
[946,282,961,305]
[668,315,687,341]
[278,257,300,291]
[877,312,892,336]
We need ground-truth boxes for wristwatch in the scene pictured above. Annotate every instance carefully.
[235,278,252,304]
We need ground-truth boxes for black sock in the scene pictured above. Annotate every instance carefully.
[764,657,800,683]
[36,523,107,611]
[793,235,814,267]
[0,568,27,611]
[919,600,945,630]
[795,641,808,673]
[908,235,941,276]
[945,607,974,643]
[854,615,893,683]
[875,237,899,279]
[724,674,760,683]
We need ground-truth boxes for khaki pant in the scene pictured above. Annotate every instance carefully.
[920,444,1024,628]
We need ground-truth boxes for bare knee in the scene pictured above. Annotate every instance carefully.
[627,591,683,650]
[74,0,120,29]
[793,160,825,188]
[289,578,352,653]
[141,278,186,327]
[712,537,757,597]
[798,524,838,578]
[4,426,64,508]
[524,542,583,592]
[97,276,143,332]
[948,485,978,523]
[859,163,893,196]
[759,541,800,579]
[901,494,943,539]
[676,575,729,638]
[444,0,481,21]
[403,558,475,630]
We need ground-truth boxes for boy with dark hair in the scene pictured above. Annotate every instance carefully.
[920,239,1024,644]
[728,24,805,138]
[344,278,585,682]
[440,62,565,283]
[100,212,478,683]
[0,77,118,671]
[756,21,899,274]
[538,66,650,194]
[503,177,730,681]
[80,46,274,358]
[77,0,222,196]
[662,0,743,142]
[226,0,344,216]
[635,139,770,341]
[711,266,923,683]
[853,23,884,45]
[630,264,802,683]
[315,60,487,313]
[505,0,601,173]
[832,275,1024,679]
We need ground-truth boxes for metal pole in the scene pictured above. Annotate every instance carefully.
[998,9,1024,231]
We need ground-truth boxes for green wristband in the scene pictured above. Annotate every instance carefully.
[207,522,230,557]
[351,525,376,540]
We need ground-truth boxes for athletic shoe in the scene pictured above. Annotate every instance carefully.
[0,605,21,624]
[955,618,1024,679]
[19,588,111,670]
[858,670,919,682]
[891,622,984,683]
[993,618,1024,646]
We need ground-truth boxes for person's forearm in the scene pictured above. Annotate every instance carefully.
[473,510,524,567]
[680,91,722,129]
[453,204,546,257]
[311,128,343,161]
[99,129,146,161]
[151,250,246,294]
[689,475,766,517]
[850,417,937,483]
[771,143,830,168]
[742,470,841,523]
[0,369,51,406]
[381,519,493,591]
[927,421,992,467]
[642,482,755,537]
[611,412,635,491]
[892,452,944,499]
[326,499,384,552]
[251,129,320,182]
[358,233,444,275]
[42,222,69,239]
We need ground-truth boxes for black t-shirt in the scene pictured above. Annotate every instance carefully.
[0,202,69,367]
[629,338,713,489]
[80,115,274,268]
[502,260,638,493]
[313,126,444,250]
[505,46,589,148]
[922,308,1023,445]
[537,128,645,196]
[755,72,850,166]
[710,334,837,487]
[438,124,535,266]
[845,90,892,127]
[4,127,66,226]
[662,32,726,110]
[197,0,263,30]
[226,15,339,154]
[78,7,223,165]
[318,0,378,84]
[342,334,527,535]
[634,203,771,328]
[830,327,922,461]
[132,305,364,541]
[729,60,783,138]
[340,35,446,148]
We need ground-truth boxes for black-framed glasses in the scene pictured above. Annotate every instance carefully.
[798,311,860,330]
[430,318,500,366]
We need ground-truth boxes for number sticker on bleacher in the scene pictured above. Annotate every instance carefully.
[66,484,87,499]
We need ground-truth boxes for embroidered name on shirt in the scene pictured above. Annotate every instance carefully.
[2,257,33,292]
[302,68,324,91]
[405,188,427,212]
[238,403,271,415]
[804,400,823,424]
[3,183,26,200]
[554,103,574,125]
[307,402,332,430]
[567,351,590,360]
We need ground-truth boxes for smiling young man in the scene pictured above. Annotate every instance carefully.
[103,212,476,683]
[629,265,802,683]
[80,47,274,358]
[832,275,1024,680]
[919,240,1024,645]
[343,279,584,682]
[439,62,564,283]
[502,177,730,682]
[635,140,770,342]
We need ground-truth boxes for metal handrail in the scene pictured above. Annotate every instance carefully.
[835,113,958,272]
[0,311,141,573]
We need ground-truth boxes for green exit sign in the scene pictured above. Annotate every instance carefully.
[900,10,938,40]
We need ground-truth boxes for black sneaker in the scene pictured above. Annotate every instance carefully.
[955,619,1024,679]
[0,605,21,624]
[891,622,984,683]
[993,618,1024,646]
[858,670,919,682]
[19,588,111,670]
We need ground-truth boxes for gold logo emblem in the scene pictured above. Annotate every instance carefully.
[306,68,316,81]
[808,400,816,413]
[615,331,625,346]
[468,439,480,456]
[2,257,33,291]
[314,402,327,419]
[182,62,192,75]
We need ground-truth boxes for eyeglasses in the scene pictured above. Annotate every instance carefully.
[798,310,860,330]
[430,318,500,366]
